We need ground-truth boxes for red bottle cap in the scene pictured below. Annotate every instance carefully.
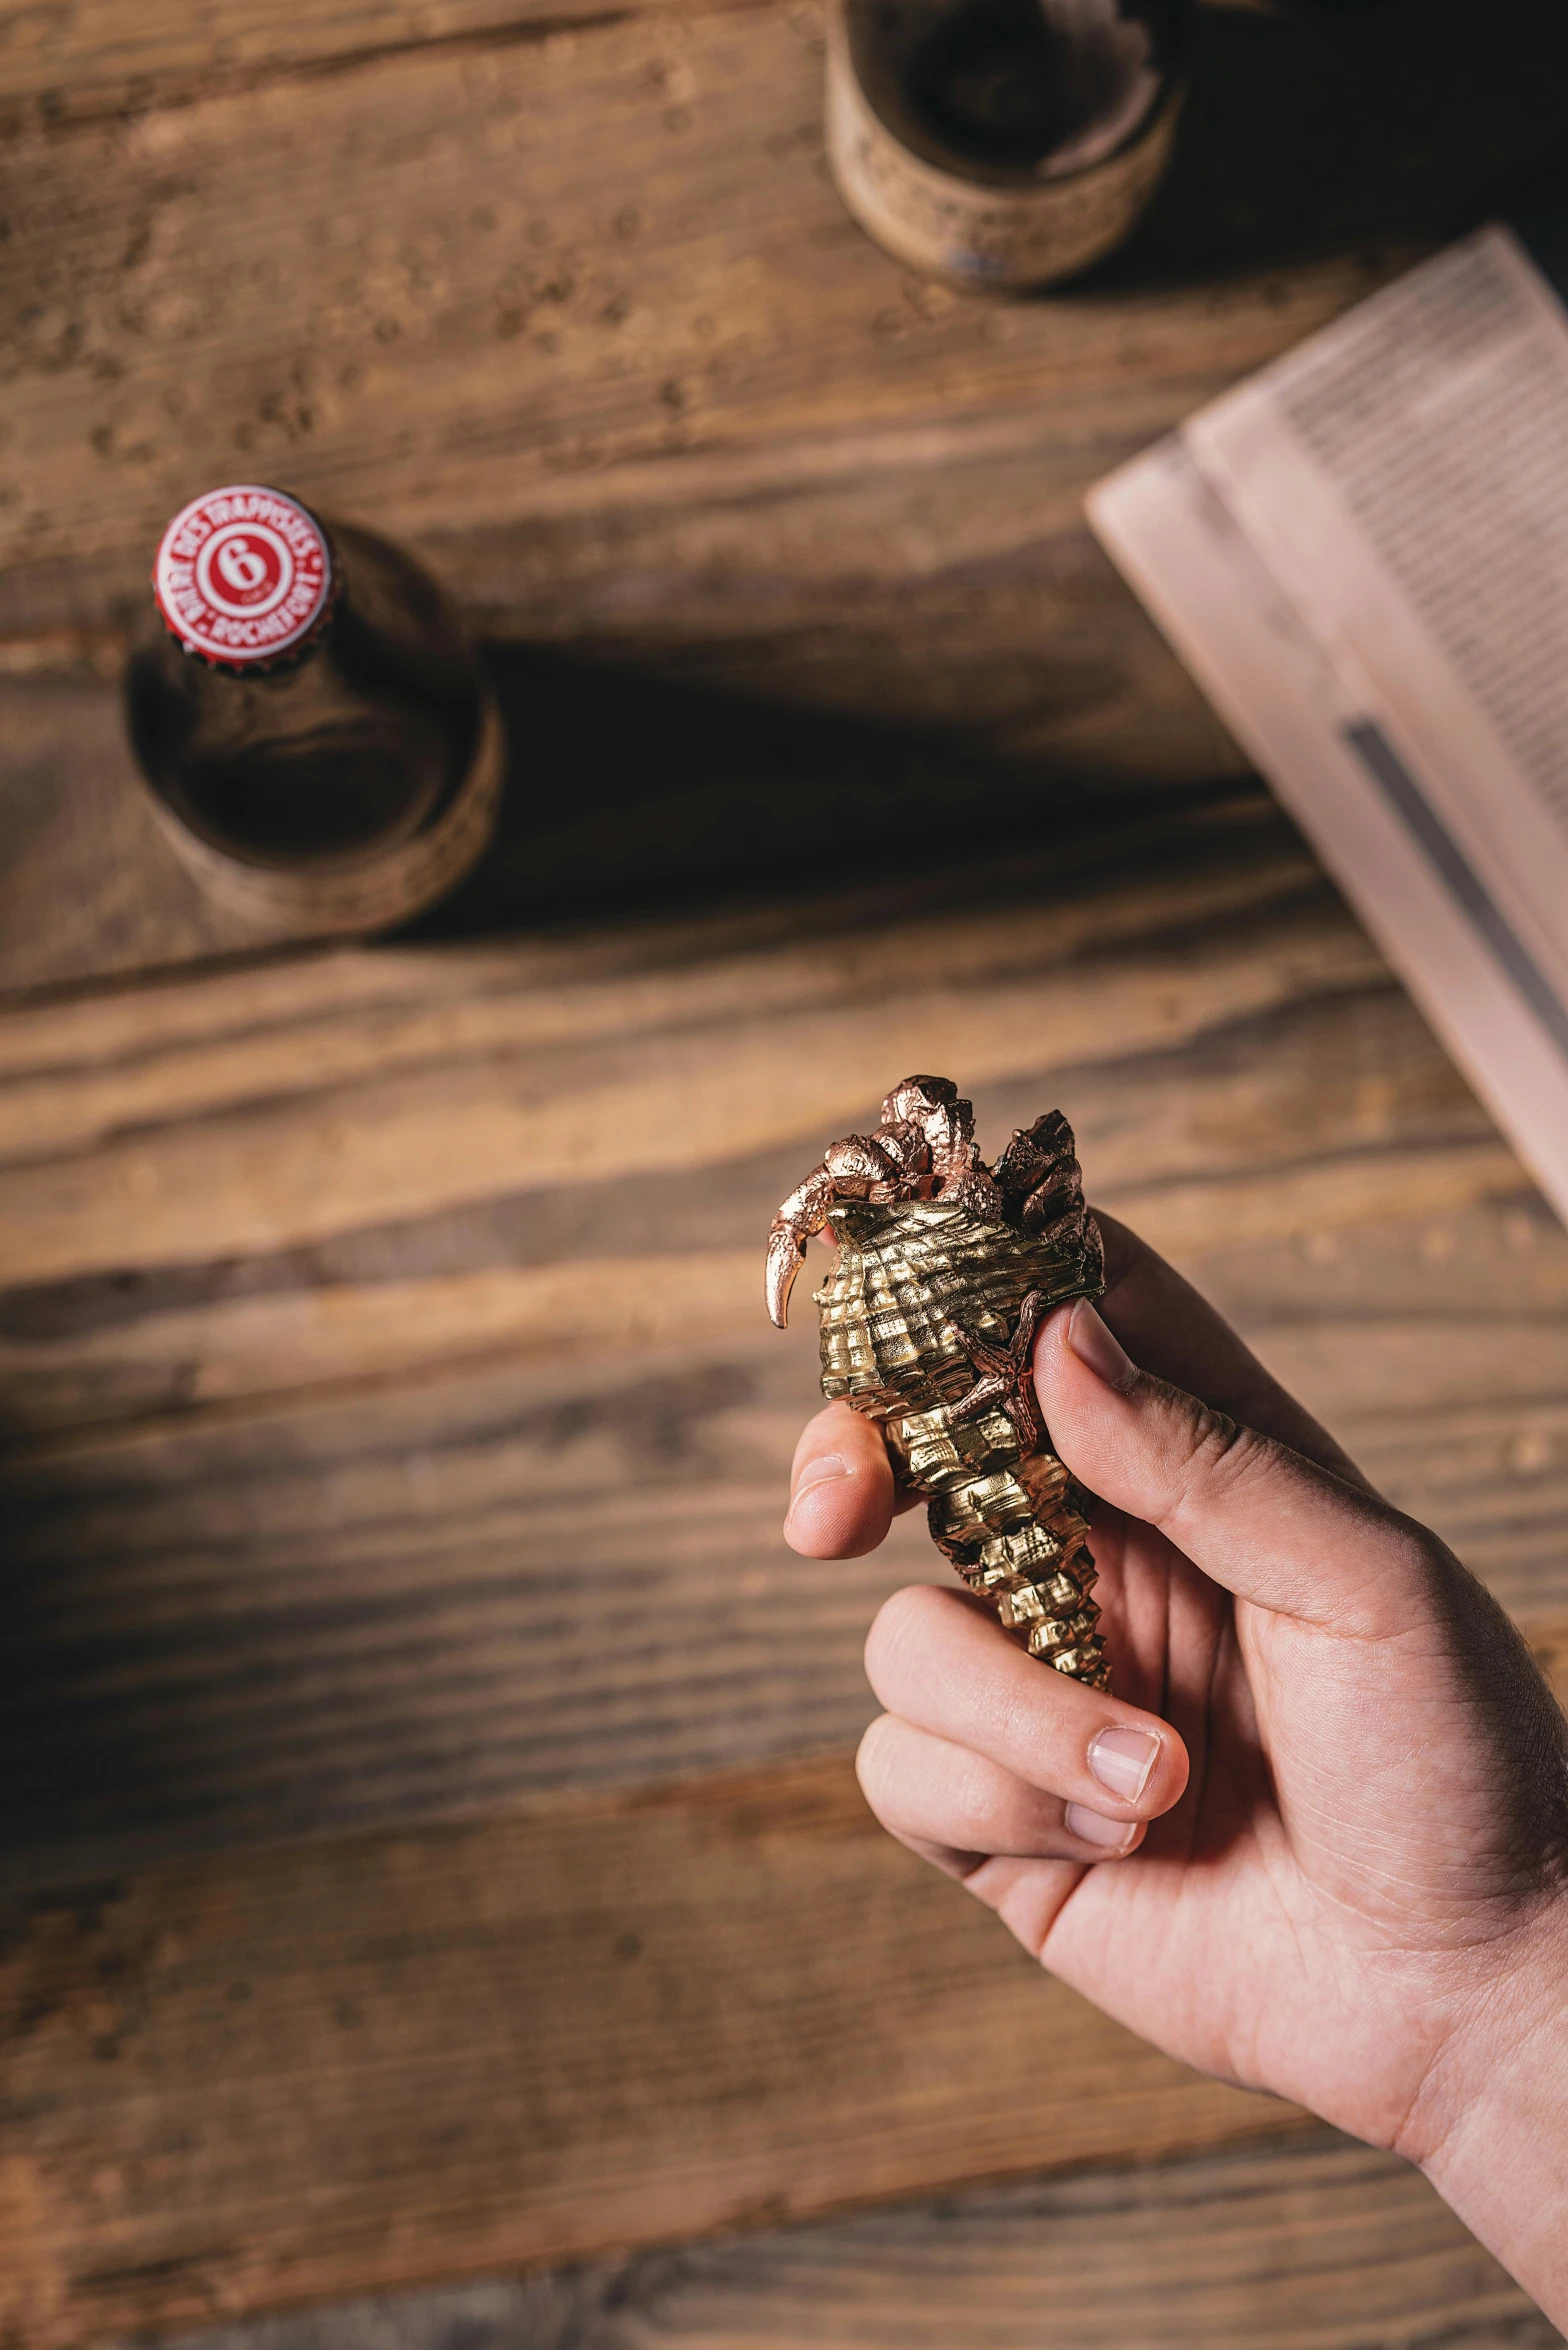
[153,485,336,671]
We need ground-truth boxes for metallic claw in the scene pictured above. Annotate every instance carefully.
[766,1220,807,1329]
[768,1162,841,1328]
[768,1076,1012,1325]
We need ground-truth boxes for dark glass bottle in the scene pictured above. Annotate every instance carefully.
[904,0,1180,177]
[126,485,502,931]
[825,0,1191,291]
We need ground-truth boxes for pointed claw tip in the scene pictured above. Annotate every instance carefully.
[765,1227,804,1329]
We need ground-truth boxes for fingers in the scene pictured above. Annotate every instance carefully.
[1034,1295,1432,1632]
[857,1712,1149,1871]
[863,1583,1189,1838]
[1093,1211,1369,1491]
[784,1401,896,1558]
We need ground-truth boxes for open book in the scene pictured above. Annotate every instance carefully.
[1089,220,1568,1226]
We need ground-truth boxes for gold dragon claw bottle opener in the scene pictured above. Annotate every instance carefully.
[766,1076,1110,1690]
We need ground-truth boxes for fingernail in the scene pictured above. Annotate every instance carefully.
[1088,1725,1160,1801]
[792,1453,850,1501]
[1065,1802,1135,1851]
[1067,1299,1137,1394]
[785,1454,852,1530]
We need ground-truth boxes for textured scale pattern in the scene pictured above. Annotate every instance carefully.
[767,1080,1109,1689]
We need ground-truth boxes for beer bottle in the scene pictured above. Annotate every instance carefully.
[127,484,503,933]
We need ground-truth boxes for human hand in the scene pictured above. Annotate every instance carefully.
[784,1214,1568,2319]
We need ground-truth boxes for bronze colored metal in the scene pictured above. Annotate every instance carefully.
[767,1077,1110,1689]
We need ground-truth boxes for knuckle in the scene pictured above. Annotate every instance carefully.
[1362,1511,1451,1622]
[950,1751,1008,1841]
[1165,1400,1274,1518]
[989,1667,1060,1766]
[964,1766,1053,1855]
[1389,1513,1447,1586]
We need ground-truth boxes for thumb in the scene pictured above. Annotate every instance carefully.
[1034,1298,1430,1635]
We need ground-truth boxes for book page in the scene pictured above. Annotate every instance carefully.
[1087,240,1568,1226]
[1187,226,1568,1013]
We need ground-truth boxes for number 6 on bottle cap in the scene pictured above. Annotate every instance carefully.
[153,484,336,671]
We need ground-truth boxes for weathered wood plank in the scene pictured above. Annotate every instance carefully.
[6,1276,1568,1893]
[0,1328,919,1885]
[0,0,1344,625]
[10,0,1566,637]
[6,0,1568,734]
[0,788,1526,1458]
[0,670,248,996]
[0,1750,1316,2350]
[14,1634,1568,2350]
[0,0,754,127]
[0,805,1342,1158]
[3,798,1564,1884]
[0,1042,1524,1442]
[0,804,1430,1306]
[0,900,1397,1293]
[7,0,1566,989]
[153,2133,1552,2350]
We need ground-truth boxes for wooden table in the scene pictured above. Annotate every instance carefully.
[3,4,1568,2345]
[5,797,1568,2349]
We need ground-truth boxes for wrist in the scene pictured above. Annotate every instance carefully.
[1406,1899,1568,2322]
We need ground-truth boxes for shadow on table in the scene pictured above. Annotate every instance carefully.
[1086,0,1568,294]
[408,0,1568,942]
[408,644,1234,943]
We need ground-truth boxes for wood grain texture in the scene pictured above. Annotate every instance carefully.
[0,1751,1315,2350]
[147,2134,1555,2350]
[4,797,1566,1887]
[0,1332,927,1885]
[7,1641,1567,2346]
[0,820,1564,2350]
[7,0,1568,988]
[9,0,1566,636]
[2,0,1365,625]
[0,0,753,127]
[4,21,1564,2340]
[6,0,1568,756]
[0,670,247,993]
[0,805,1390,1293]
